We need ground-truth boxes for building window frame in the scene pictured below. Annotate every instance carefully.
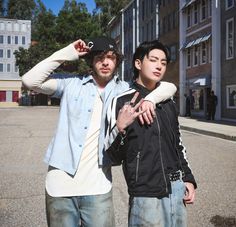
[7,49,11,58]
[0,35,3,44]
[193,46,199,66]
[15,36,18,44]
[200,42,207,64]
[0,63,3,72]
[193,3,198,25]
[7,63,11,72]
[187,7,191,28]
[200,0,207,21]
[225,0,234,10]
[7,35,11,44]
[0,49,3,58]
[226,18,234,60]
[187,48,191,68]
[226,84,236,109]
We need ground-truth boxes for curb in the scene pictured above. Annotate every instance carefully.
[180,126,236,142]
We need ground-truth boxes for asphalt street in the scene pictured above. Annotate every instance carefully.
[0,107,235,227]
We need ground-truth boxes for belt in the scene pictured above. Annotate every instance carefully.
[168,170,184,181]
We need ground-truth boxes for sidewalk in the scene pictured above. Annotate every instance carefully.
[179,116,236,141]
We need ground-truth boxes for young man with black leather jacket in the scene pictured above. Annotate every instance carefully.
[105,40,197,227]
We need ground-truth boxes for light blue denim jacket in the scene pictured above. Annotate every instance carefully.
[44,74,129,175]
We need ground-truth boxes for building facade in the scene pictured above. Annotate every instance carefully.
[220,0,236,120]
[0,18,31,107]
[158,0,180,107]
[108,0,236,121]
[179,0,236,121]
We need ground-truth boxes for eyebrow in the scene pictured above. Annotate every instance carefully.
[149,55,167,61]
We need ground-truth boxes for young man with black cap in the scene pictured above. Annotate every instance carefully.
[105,40,197,227]
[22,37,177,227]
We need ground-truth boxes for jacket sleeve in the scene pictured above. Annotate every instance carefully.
[21,43,79,95]
[145,81,177,104]
[104,97,127,165]
[172,102,197,189]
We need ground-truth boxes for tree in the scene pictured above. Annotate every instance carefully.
[94,0,130,33]
[7,0,36,20]
[55,0,102,44]
[15,0,103,76]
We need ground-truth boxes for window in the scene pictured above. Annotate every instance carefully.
[7,63,11,72]
[0,63,3,72]
[142,1,145,20]
[201,0,206,21]
[7,49,11,58]
[15,64,18,72]
[187,49,191,67]
[170,45,177,62]
[208,0,212,17]
[7,36,11,44]
[193,46,199,66]
[0,22,4,30]
[209,39,212,62]
[15,36,18,44]
[226,0,234,10]
[187,7,191,27]
[14,23,19,31]
[0,35,3,44]
[7,22,12,31]
[226,85,236,108]
[226,18,234,59]
[0,91,6,102]
[151,19,154,40]
[201,42,207,64]
[193,3,198,24]
[22,36,26,45]
[21,23,26,32]
[12,91,19,102]
[0,49,3,58]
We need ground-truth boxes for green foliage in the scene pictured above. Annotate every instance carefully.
[13,0,130,76]
[94,0,131,33]
[7,0,36,20]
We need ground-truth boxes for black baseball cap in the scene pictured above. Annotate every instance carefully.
[88,36,119,53]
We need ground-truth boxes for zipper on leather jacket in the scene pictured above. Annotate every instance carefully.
[155,116,168,194]
[135,151,140,182]
[162,107,185,176]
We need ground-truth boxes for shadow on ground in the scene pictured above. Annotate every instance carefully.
[210,215,236,227]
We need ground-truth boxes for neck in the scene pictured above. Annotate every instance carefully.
[92,74,111,88]
[136,77,156,91]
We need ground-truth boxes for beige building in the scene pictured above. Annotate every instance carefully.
[0,18,31,107]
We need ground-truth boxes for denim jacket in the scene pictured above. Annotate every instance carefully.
[44,74,129,175]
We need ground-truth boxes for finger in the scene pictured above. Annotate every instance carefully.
[149,105,156,118]
[130,92,140,106]
[145,109,154,124]
[133,98,144,112]
[138,114,144,125]
[142,112,151,125]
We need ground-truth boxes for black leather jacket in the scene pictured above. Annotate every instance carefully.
[105,82,197,198]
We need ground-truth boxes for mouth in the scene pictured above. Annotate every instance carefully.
[100,68,110,73]
[153,72,161,77]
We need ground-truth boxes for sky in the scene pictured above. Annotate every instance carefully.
[41,0,96,14]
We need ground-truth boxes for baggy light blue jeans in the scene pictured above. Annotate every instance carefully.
[46,190,115,227]
[128,180,187,227]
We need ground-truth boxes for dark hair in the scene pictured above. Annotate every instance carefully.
[85,50,123,68]
[132,40,170,79]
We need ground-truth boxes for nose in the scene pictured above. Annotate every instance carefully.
[102,57,109,66]
[156,61,162,70]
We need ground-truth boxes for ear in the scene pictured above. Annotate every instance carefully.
[134,59,142,71]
